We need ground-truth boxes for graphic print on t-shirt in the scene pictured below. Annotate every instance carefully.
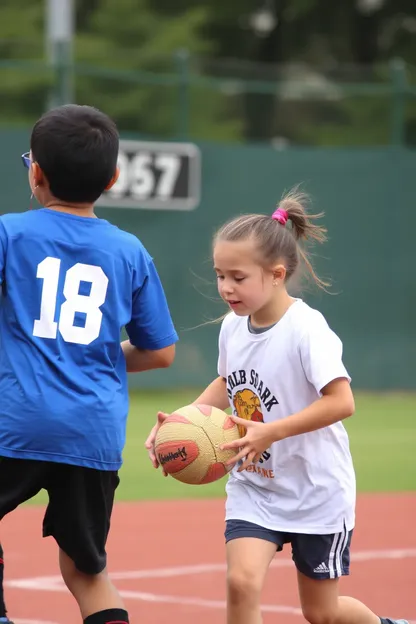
[233,388,264,436]
[227,369,278,479]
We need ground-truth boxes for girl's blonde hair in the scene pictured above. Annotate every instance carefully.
[213,188,328,289]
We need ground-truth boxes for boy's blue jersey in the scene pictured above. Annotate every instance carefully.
[0,209,178,471]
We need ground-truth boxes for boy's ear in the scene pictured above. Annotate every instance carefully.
[31,162,45,187]
[105,167,120,191]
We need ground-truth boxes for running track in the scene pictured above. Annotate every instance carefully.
[2,494,415,623]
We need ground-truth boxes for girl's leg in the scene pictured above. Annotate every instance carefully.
[226,538,276,624]
[293,529,408,624]
[297,571,380,624]
[225,521,279,624]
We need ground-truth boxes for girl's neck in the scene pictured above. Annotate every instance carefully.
[250,290,295,328]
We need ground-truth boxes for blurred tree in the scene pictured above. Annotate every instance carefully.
[0,0,414,144]
[74,0,244,138]
[0,0,243,138]
[149,0,416,143]
[148,0,416,65]
[0,0,46,125]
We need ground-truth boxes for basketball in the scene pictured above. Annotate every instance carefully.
[154,403,241,485]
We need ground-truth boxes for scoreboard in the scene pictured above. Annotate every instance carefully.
[96,139,201,211]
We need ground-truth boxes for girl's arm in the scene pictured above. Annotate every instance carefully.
[272,377,354,439]
[222,378,354,471]
[193,376,229,411]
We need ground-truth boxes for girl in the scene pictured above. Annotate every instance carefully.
[146,191,408,624]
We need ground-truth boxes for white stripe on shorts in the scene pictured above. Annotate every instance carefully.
[328,524,348,579]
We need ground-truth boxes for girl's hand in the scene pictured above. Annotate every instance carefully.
[144,411,170,476]
[220,415,278,472]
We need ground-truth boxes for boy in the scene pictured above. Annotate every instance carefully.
[0,104,178,624]
[0,544,12,623]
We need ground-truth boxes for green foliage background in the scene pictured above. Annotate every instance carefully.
[0,0,415,145]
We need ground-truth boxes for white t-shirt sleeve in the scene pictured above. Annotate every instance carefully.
[299,314,351,394]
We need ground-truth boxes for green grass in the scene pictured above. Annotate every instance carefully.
[29,390,416,505]
[343,392,416,492]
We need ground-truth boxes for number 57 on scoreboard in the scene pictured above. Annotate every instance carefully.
[96,139,201,211]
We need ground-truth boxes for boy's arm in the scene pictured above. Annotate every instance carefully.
[124,250,178,374]
[0,220,6,287]
[121,340,175,373]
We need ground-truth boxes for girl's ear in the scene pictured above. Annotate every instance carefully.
[272,264,287,283]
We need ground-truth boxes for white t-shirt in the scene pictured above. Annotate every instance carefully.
[217,299,356,535]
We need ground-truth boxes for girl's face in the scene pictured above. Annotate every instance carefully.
[214,239,277,317]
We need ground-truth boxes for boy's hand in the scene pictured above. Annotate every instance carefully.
[144,411,170,476]
[220,415,277,472]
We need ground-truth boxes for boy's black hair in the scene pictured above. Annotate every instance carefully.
[30,104,119,204]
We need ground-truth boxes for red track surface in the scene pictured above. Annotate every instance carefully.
[2,493,415,623]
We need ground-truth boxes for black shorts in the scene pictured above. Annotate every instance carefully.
[225,519,352,580]
[0,456,119,575]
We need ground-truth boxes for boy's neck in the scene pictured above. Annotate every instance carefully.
[43,201,96,218]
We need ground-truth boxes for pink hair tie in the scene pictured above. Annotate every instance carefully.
[272,207,288,226]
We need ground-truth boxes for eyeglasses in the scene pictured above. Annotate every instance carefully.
[21,152,30,169]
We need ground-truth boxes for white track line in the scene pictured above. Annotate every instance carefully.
[6,548,415,621]
[113,547,416,580]
[7,548,416,589]
[10,547,413,587]
[117,590,303,614]
[14,620,60,624]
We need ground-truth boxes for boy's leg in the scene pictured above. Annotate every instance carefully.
[292,529,408,624]
[225,520,280,624]
[0,457,47,624]
[43,463,128,624]
[58,550,127,624]
[0,542,11,622]
[0,542,7,618]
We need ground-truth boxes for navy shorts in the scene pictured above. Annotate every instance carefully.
[225,519,352,580]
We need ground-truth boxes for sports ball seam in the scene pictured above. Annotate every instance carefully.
[199,422,222,466]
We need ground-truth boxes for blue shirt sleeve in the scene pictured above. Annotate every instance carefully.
[125,249,178,350]
[0,220,6,285]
